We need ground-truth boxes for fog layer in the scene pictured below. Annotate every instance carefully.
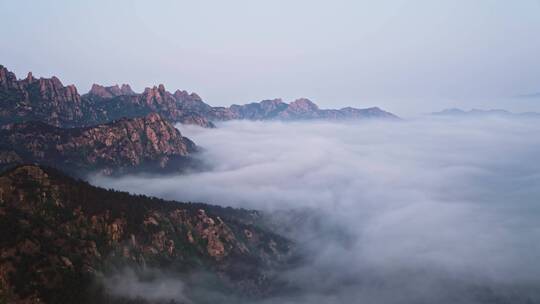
[92,117,540,303]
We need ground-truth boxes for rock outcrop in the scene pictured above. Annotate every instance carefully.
[0,165,292,303]
[0,113,197,176]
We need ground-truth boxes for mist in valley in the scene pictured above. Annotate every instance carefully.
[91,116,540,303]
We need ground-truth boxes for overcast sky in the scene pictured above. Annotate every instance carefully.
[1,0,540,116]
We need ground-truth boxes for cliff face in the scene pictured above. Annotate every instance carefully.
[0,113,197,176]
[0,165,292,303]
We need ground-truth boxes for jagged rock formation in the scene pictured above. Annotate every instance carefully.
[87,87,398,122]
[88,83,136,98]
[0,65,215,128]
[0,64,398,129]
[0,113,197,176]
[0,165,292,303]
[84,83,216,128]
[0,66,84,127]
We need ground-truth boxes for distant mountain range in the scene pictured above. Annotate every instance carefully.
[0,64,398,129]
[516,92,540,99]
[432,108,540,118]
[0,63,398,176]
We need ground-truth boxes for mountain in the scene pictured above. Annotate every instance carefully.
[0,165,293,303]
[0,65,215,128]
[211,98,398,121]
[0,64,398,129]
[0,66,84,128]
[85,86,398,123]
[87,83,136,98]
[0,113,197,176]
[432,108,540,118]
[83,83,216,128]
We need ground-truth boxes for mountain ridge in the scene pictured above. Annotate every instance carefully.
[0,113,198,176]
[0,164,293,303]
[0,64,398,129]
[432,108,540,118]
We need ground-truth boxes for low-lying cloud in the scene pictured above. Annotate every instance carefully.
[91,116,540,303]
[103,268,191,303]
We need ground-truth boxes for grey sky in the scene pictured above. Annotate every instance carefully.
[1,0,539,115]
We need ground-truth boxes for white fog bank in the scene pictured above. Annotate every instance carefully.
[91,117,540,303]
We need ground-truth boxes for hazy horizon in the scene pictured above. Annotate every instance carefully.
[2,0,540,116]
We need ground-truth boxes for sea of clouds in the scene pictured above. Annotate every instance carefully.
[91,116,540,303]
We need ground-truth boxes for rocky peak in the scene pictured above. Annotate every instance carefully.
[260,98,286,109]
[65,84,79,98]
[35,76,81,103]
[142,86,158,104]
[173,89,202,102]
[142,84,167,99]
[0,65,20,89]
[287,98,319,112]
[88,83,136,98]
[88,84,112,98]
[49,76,64,88]
[174,90,212,114]
[0,65,86,127]
[173,89,189,101]
[142,84,177,107]
[158,83,166,92]
[25,72,35,83]
[261,98,284,105]
[87,112,196,159]
[119,84,135,95]
[338,106,399,119]
[190,92,202,100]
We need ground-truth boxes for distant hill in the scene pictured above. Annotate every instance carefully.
[432,108,540,118]
[516,92,540,99]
